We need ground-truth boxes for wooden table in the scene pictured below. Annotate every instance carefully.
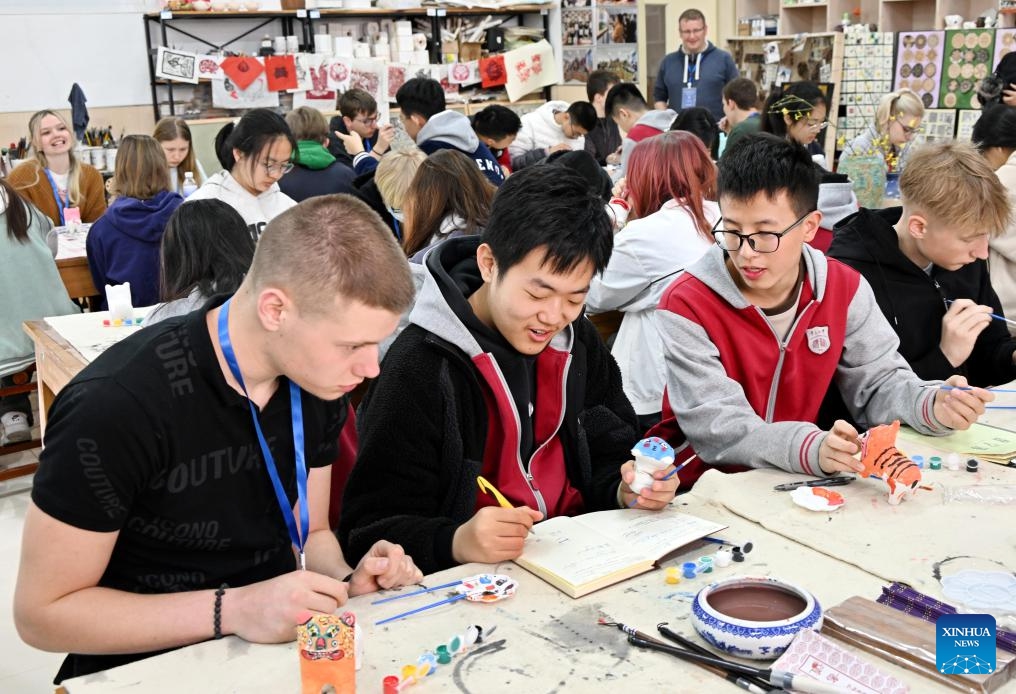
[56,255,97,301]
[22,320,88,436]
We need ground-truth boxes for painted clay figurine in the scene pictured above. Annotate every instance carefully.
[859,420,923,505]
[630,436,675,495]
[296,612,357,694]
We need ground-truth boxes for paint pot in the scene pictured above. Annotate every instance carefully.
[104,147,117,172]
[690,576,823,660]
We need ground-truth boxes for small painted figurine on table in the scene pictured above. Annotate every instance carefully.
[296,612,356,694]
[859,420,924,505]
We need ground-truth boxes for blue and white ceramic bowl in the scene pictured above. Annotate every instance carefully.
[690,576,823,660]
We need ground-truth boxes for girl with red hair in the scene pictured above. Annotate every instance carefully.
[586,131,719,430]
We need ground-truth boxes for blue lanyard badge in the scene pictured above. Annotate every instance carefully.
[44,168,66,225]
[217,298,309,570]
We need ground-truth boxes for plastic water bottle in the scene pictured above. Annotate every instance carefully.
[181,171,198,198]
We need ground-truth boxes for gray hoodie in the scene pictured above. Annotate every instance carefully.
[620,109,677,175]
[416,110,505,187]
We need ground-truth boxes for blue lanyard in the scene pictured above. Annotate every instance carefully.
[217,298,309,569]
[391,213,401,240]
[364,138,372,153]
[43,168,66,225]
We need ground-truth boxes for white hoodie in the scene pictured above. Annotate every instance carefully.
[585,199,719,414]
[509,100,585,166]
[186,171,296,239]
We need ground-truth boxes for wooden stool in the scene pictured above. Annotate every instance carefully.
[0,363,42,481]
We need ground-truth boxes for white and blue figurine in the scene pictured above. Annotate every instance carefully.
[630,437,675,495]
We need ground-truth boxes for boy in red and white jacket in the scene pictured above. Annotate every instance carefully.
[649,133,992,489]
[605,83,677,176]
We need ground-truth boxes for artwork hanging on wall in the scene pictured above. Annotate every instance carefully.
[893,31,944,110]
[939,30,995,109]
[839,31,894,148]
[561,1,637,85]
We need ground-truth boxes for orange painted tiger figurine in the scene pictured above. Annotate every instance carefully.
[859,420,923,505]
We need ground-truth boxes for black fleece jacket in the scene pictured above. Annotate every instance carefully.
[828,206,1016,386]
[338,237,638,575]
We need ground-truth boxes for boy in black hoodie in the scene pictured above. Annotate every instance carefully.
[340,166,679,575]
[829,141,1016,386]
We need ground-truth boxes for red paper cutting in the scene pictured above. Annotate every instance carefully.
[480,56,507,88]
[264,55,297,92]
[220,56,264,91]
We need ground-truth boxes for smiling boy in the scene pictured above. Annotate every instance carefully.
[650,133,991,488]
[340,165,679,576]
[828,141,1016,386]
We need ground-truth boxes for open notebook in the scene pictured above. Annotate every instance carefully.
[515,508,726,598]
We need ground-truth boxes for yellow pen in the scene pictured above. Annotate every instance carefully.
[476,476,537,534]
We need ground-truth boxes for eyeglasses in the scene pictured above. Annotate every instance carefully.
[804,119,828,131]
[898,121,921,135]
[354,116,378,125]
[712,210,814,254]
[261,160,294,176]
[680,26,705,36]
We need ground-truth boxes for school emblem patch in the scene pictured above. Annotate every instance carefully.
[806,326,830,355]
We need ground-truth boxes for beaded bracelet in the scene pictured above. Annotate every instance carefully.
[213,584,228,639]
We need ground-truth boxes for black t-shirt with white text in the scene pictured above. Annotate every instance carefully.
[32,297,346,682]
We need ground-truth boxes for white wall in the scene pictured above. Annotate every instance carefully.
[0,1,162,111]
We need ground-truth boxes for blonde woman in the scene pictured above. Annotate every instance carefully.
[153,117,207,194]
[86,135,183,309]
[371,147,427,240]
[841,89,924,174]
[7,110,107,225]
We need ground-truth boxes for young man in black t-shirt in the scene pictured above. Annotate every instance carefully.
[14,195,422,683]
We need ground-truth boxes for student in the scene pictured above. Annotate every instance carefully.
[86,135,183,309]
[650,133,990,488]
[828,141,1016,387]
[976,52,1016,110]
[396,77,505,187]
[471,104,522,176]
[146,199,255,325]
[583,69,622,166]
[187,109,297,240]
[153,117,207,194]
[760,81,829,167]
[280,107,356,203]
[839,89,924,174]
[670,106,720,155]
[0,179,79,446]
[719,77,760,155]
[359,147,427,241]
[973,104,1016,332]
[605,83,676,175]
[340,165,679,575]
[14,195,423,683]
[8,110,107,226]
[585,132,719,432]
[327,88,393,167]
[508,99,597,170]
[653,8,738,121]
[402,149,494,261]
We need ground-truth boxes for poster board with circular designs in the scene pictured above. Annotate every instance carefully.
[893,31,944,111]
[939,30,995,110]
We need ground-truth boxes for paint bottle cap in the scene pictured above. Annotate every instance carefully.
[966,459,979,472]
[383,675,400,694]
[682,561,698,579]
[435,644,451,664]
[912,454,924,469]
[698,556,714,573]
[929,456,942,470]
[714,548,733,567]
[946,453,962,471]
[732,550,745,562]
[665,566,681,584]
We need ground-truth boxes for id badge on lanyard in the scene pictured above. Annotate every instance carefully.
[682,52,700,109]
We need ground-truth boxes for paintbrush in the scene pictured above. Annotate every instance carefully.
[945,300,1016,329]
[599,620,772,693]
[626,632,844,694]
[656,622,772,692]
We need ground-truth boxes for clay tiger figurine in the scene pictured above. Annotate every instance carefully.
[859,420,923,505]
